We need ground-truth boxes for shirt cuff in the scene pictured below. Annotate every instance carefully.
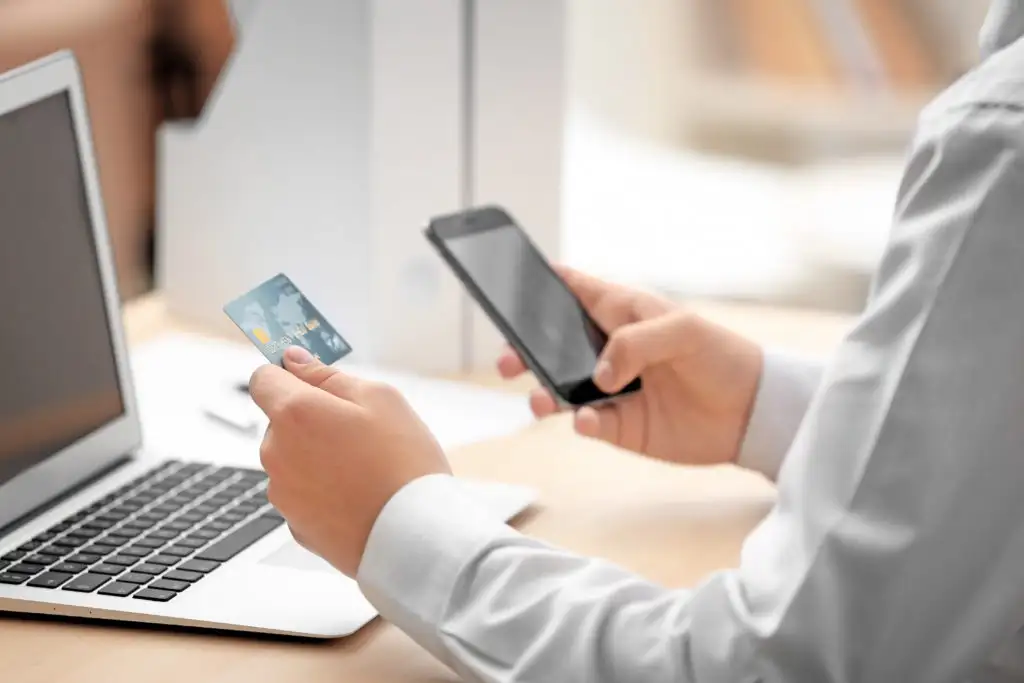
[356,474,519,656]
[736,350,825,480]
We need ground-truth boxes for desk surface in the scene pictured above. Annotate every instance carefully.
[1,295,852,683]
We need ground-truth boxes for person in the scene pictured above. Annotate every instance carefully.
[247,3,1024,680]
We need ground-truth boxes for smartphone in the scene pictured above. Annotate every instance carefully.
[425,205,642,406]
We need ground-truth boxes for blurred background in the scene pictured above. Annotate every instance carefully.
[0,0,992,314]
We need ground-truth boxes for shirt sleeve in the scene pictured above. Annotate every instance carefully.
[359,95,1024,682]
[735,351,824,480]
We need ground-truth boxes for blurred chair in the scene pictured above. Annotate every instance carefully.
[0,0,232,300]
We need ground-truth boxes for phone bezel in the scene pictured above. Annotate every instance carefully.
[425,205,642,407]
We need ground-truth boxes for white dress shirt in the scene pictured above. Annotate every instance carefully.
[358,3,1024,680]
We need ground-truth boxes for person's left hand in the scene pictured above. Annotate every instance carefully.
[248,345,451,577]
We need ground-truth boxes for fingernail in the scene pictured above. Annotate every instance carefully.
[285,345,314,364]
[594,360,613,387]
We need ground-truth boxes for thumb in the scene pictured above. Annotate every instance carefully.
[594,311,698,393]
[282,345,360,401]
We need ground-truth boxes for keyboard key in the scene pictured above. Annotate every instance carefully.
[122,546,154,558]
[34,532,57,542]
[98,581,138,597]
[91,564,124,576]
[47,542,79,556]
[68,528,101,539]
[164,520,192,532]
[52,562,88,574]
[136,537,167,549]
[124,519,156,531]
[26,553,61,566]
[63,574,109,593]
[68,554,102,565]
[0,573,29,584]
[27,571,74,589]
[191,529,221,540]
[54,536,89,548]
[147,555,180,566]
[47,523,71,534]
[0,561,8,571]
[17,541,42,552]
[263,508,284,522]
[107,528,142,540]
[234,502,260,514]
[133,564,166,575]
[108,506,137,517]
[179,559,219,574]
[134,588,176,602]
[10,563,46,576]
[96,536,132,550]
[178,512,204,524]
[164,546,194,558]
[1,551,26,562]
[82,544,117,557]
[148,529,180,541]
[107,555,139,567]
[153,504,180,514]
[81,519,116,531]
[206,520,233,532]
[219,512,245,524]
[96,512,129,523]
[151,579,190,592]
[140,511,170,522]
[165,569,203,583]
[196,515,283,562]
[117,572,152,584]
[193,504,220,516]
[177,537,208,549]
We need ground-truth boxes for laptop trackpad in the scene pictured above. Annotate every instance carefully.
[260,539,339,574]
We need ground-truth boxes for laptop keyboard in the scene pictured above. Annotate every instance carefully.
[0,461,284,602]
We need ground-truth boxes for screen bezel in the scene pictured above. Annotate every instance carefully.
[427,205,641,406]
[0,53,142,531]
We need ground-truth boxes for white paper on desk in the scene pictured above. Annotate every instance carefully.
[129,333,534,454]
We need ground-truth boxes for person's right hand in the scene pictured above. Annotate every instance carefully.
[498,267,764,468]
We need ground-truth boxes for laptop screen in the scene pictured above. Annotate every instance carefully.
[0,92,125,487]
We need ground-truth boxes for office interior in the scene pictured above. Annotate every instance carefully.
[0,0,989,318]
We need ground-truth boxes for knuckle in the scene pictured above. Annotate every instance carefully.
[277,393,316,426]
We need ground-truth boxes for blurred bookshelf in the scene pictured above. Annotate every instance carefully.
[675,0,990,162]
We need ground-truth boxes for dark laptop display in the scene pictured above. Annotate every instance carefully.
[0,93,124,486]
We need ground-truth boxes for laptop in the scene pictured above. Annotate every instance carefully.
[0,52,536,638]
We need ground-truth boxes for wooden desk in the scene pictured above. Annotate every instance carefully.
[1,296,853,683]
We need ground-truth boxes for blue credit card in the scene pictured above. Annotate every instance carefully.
[223,273,352,366]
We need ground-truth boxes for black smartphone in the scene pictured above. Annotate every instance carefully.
[425,205,642,407]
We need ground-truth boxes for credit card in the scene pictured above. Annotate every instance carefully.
[223,273,352,366]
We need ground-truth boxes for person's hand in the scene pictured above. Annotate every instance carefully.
[249,346,451,576]
[498,267,764,467]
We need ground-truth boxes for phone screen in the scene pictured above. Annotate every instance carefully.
[443,218,608,393]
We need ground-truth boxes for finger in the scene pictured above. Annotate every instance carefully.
[595,311,698,393]
[497,346,527,378]
[529,387,560,419]
[575,397,647,453]
[282,345,361,401]
[249,364,310,418]
[574,404,621,446]
[553,265,611,313]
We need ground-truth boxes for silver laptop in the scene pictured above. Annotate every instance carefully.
[0,52,535,638]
